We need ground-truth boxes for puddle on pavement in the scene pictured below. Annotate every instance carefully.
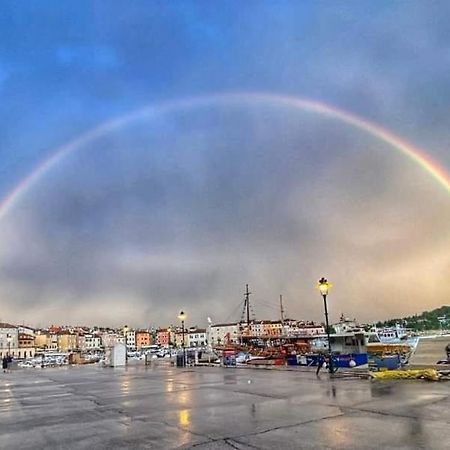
[223,374,237,384]
[370,383,394,397]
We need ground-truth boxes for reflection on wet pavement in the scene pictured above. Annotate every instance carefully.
[0,365,449,449]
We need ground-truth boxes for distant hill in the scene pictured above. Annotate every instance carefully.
[376,305,450,331]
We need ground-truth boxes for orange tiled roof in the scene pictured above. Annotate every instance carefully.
[0,322,17,329]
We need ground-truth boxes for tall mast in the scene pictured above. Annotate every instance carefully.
[280,294,285,325]
[245,284,251,328]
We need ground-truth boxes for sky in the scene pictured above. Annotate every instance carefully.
[1,1,450,328]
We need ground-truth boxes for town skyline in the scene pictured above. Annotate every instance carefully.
[2,301,447,331]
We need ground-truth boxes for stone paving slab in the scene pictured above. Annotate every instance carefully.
[0,364,449,449]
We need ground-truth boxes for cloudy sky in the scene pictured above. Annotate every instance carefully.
[1,1,450,328]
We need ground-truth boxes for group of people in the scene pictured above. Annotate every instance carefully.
[2,355,13,373]
[316,354,340,375]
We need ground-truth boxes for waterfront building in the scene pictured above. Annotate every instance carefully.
[34,331,48,350]
[57,331,77,352]
[292,323,325,336]
[84,333,102,351]
[126,330,136,351]
[18,333,36,359]
[249,321,264,337]
[284,320,325,337]
[48,325,62,334]
[18,325,36,336]
[244,320,284,337]
[209,323,239,346]
[34,331,58,351]
[135,330,152,350]
[76,333,86,351]
[0,323,19,358]
[157,328,172,348]
[174,328,187,348]
[264,320,283,337]
[48,333,58,351]
[187,328,207,347]
[98,331,121,348]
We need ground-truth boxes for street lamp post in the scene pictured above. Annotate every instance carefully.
[123,325,129,364]
[6,333,12,357]
[207,317,212,365]
[178,311,186,367]
[317,277,333,374]
[167,327,171,356]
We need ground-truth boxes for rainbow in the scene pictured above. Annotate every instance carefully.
[1,92,449,220]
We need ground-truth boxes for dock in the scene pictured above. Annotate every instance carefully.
[408,335,450,368]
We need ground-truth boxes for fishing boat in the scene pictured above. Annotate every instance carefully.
[371,323,410,343]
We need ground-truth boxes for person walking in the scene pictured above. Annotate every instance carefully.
[2,356,8,373]
[6,355,13,372]
[316,354,325,375]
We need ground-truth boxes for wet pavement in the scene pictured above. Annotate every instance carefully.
[1,364,449,449]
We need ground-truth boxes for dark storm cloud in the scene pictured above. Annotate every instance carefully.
[1,101,449,327]
[1,2,450,326]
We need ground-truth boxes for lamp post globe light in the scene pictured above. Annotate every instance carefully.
[317,277,333,374]
[178,311,187,366]
[167,327,172,354]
